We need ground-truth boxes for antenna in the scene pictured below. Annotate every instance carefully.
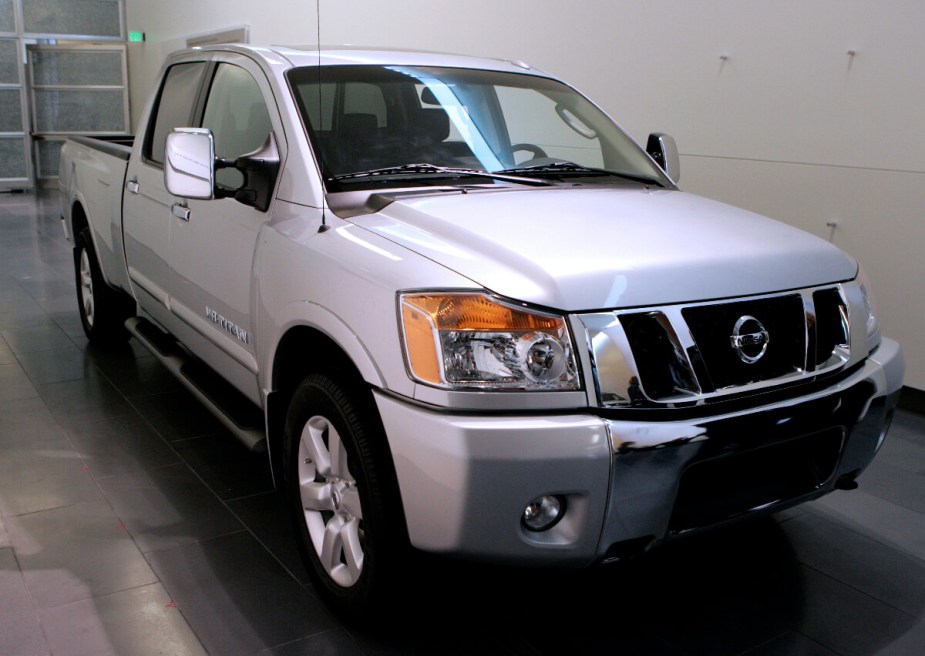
[317,0,331,233]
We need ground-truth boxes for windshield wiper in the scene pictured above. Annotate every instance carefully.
[499,161,665,187]
[331,163,552,187]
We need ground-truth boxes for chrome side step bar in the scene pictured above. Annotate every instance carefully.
[125,317,267,452]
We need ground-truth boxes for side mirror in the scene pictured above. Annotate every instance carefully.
[646,132,680,184]
[164,128,280,212]
[232,132,280,212]
[165,128,216,199]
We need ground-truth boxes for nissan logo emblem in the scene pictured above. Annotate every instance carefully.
[730,315,769,364]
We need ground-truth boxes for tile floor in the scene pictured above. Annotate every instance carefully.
[1,188,924,655]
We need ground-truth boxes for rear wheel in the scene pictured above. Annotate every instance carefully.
[284,372,407,617]
[74,227,133,343]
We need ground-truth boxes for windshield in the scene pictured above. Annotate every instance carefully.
[288,65,669,191]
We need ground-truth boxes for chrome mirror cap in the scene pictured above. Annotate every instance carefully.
[165,128,215,200]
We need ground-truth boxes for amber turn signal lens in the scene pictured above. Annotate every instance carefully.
[400,293,577,390]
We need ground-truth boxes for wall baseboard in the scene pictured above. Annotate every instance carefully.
[899,386,925,416]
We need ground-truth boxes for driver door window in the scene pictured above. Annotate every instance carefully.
[201,63,273,189]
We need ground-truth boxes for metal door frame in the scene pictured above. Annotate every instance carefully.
[27,43,130,184]
[0,33,33,190]
[0,0,126,190]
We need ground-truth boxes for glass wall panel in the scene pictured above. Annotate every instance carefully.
[0,137,27,179]
[31,49,122,85]
[0,0,14,33]
[0,87,22,130]
[0,38,19,83]
[36,138,63,177]
[34,88,126,132]
[22,0,121,38]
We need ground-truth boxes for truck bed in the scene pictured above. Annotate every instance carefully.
[59,134,137,294]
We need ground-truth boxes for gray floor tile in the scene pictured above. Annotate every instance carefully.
[37,376,135,427]
[0,300,50,329]
[172,432,275,501]
[18,345,99,385]
[873,616,925,656]
[66,413,181,478]
[808,490,925,561]
[257,629,366,656]
[6,500,158,609]
[147,531,337,655]
[128,390,227,441]
[876,426,925,474]
[0,361,40,401]
[227,490,308,585]
[0,443,102,517]
[0,399,76,494]
[0,394,58,438]
[96,462,244,553]
[0,337,17,364]
[743,632,838,656]
[889,409,925,447]
[88,346,184,398]
[39,582,207,656]
[19,276,74,303]
[781,512,925,617]
[0,547,50,656]
[51,311,89,341]
[857,457,925,512]
[1,322,77,354]
[797,565,918,656]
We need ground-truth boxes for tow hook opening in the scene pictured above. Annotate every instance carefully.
[601,536,655,564]
[834,470,861,491]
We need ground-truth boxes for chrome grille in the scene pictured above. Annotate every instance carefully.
[578,283,858,408]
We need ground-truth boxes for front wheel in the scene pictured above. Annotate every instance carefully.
[284,372,407,617]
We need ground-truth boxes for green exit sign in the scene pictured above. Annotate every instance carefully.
[128,31,145,42]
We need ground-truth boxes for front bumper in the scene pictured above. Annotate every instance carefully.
[375,338,903,565]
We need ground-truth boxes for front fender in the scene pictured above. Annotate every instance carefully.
[259,301,386,395]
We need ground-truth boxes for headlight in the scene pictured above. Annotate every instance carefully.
[857,267,881,351]
[399,292,579,391]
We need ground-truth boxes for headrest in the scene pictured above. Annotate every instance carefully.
[418,108,450,142]
[341,113,378,133]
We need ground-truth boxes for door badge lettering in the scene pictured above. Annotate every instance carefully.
[206,306,250,344]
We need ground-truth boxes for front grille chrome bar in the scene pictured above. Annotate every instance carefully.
[576,283,862,409]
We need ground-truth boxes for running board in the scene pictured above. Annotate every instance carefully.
[125,317,267,452]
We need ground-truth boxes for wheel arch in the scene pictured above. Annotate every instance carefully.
[69,197,90,243]
[264,320,387,484]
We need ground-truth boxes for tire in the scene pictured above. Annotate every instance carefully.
[284,372,407,618]
[74,227,133,344]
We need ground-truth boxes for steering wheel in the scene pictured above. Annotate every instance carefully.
[511,143,548,161]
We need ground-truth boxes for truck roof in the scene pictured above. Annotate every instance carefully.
[175,43,552,78]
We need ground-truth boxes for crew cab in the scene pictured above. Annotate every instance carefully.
[59,44,904,615]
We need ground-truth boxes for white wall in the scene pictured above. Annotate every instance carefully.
[125,0,925,389]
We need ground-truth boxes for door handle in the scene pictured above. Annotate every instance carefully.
[171,203,190,221]
[126,178,140,194]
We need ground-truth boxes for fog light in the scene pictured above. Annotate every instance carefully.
[522,495,564,531]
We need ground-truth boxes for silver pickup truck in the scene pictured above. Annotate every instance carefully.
[59,44,904,616]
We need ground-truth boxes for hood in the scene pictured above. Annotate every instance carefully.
[350,186,857,311]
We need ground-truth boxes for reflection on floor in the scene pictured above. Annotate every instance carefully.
[1,188,924,655]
